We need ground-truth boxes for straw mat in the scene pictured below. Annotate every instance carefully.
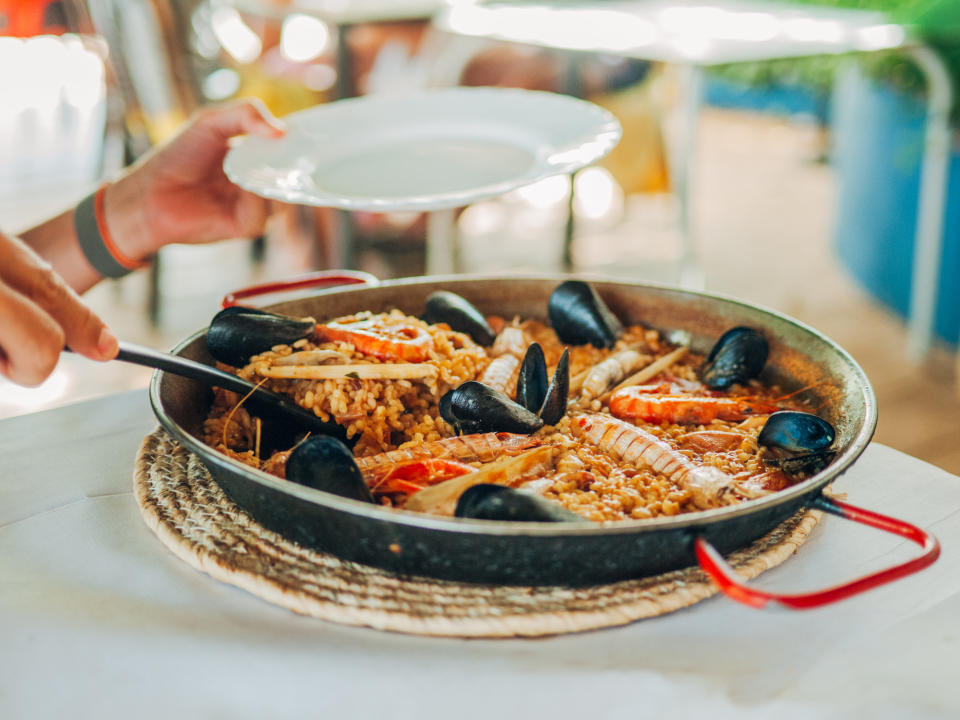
[134,428,820,638]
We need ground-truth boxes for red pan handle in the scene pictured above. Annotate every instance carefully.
[222,270,379,308]
[695,495,940,609]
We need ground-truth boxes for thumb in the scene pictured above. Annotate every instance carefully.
[201,98,286,141]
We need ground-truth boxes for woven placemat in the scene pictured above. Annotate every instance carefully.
[134,428,820,638]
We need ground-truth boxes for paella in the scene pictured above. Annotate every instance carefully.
[200,281,836,523]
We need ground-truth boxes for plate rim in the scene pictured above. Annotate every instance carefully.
[223,87,623,211]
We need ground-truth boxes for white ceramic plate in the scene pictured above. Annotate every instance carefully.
[224,88,622,211]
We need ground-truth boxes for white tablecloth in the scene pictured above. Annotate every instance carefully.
[2,391,959,719]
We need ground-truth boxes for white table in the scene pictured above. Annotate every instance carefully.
[2,389,960,718]
[434,0,953,362]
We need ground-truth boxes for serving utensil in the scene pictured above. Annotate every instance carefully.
[114,340,348,450]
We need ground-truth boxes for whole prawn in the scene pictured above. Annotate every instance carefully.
[316,314,434,362]
[571,413,743,510]
[609,387,780,425]
[355,432,541,477]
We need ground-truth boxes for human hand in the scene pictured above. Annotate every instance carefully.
[106,98,286,260]
[0,231,117,386]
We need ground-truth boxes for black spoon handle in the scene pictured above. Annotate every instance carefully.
[115,341,349,442]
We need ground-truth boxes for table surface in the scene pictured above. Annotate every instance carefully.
[3,390,959,719]
[435,0,910,66]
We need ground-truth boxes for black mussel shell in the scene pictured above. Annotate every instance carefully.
[539,348,569,425]
[548,280,622,349]
[422,291,496,346]
[701,326,768,390]
[441,381,544,435]
[516,343,548,415]
[758,410,836,454]
[207,307,315,368]
[286,436,374,503]
[455,484,582,522]
[766,450,837,476]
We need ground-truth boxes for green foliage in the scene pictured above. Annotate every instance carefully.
[708,0,960,123]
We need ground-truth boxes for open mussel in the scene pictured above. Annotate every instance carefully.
[440,381,544,435]
[286,435,375,503]
[758,410,836,477]
[207,306,316,368]
[701,326,768,390]
[523,346,570,425]
[548,280,622,348]
[516,343,548,415]
[422,290,496,346]
[454,484,582,522]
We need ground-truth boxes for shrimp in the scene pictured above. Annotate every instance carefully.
[481,326,529,394]
[403,445,560,516]
[368,458,476,497]
[570,413,740,510]
[316,315,434,362]
[578,347,646,399]
[608,388,780,425]
[480,354,521,394]
[355,432,541,477]
[491,326,528,358]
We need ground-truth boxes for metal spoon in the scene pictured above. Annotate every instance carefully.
[113,340,351,447]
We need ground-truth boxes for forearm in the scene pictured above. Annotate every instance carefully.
[20,174,156,295]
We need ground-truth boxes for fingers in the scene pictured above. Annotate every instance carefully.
[0,232,117,367]
[198,97,286,141]
[0,279,65,386]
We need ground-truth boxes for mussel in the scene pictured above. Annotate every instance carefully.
[758,410,836,477]
[516,343,548,415]
[440,381,544,435]
[515,343,571,425]
[207,306,316,368]
[286,436,374,503]
[454,484,582,522]
[421,290,496,346]
[548,280,622,349]
[701,326,768,390]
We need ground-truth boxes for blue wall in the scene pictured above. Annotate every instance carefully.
[831,67,960,346]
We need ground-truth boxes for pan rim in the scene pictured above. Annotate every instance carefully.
[149,273,877,537]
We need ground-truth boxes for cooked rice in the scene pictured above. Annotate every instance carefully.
[202,309,813,521]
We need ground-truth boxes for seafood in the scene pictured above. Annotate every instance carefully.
[491,326,528,358]
[286,436,374,503]
[608,389,780,425]
[578,346,646,399]
[421,290,495,346]
[701,326,768,390]
[455,484,582,522]
[368,458,476,497]
[207,307,315,367]
[316,314,434,362]
[203,279,835,523]
[481,326,528,393]
[515,344,570,425]
[480,354,520,394]
[516,343,548,414]
[538,349,569,425]
[440,381,544,435]
[404,445,560,516]
[759,410,837,477]
[548,280,622,348]
[354,433,541,476]
[571,413,743,510]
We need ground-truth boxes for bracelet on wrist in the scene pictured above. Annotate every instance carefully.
[74,183,148,279]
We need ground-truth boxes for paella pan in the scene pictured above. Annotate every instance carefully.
[151,274,938,604]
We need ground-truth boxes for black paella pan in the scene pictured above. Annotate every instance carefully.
[150,274,939,608]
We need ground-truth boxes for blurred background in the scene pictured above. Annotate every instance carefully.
[0,0,958,473]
